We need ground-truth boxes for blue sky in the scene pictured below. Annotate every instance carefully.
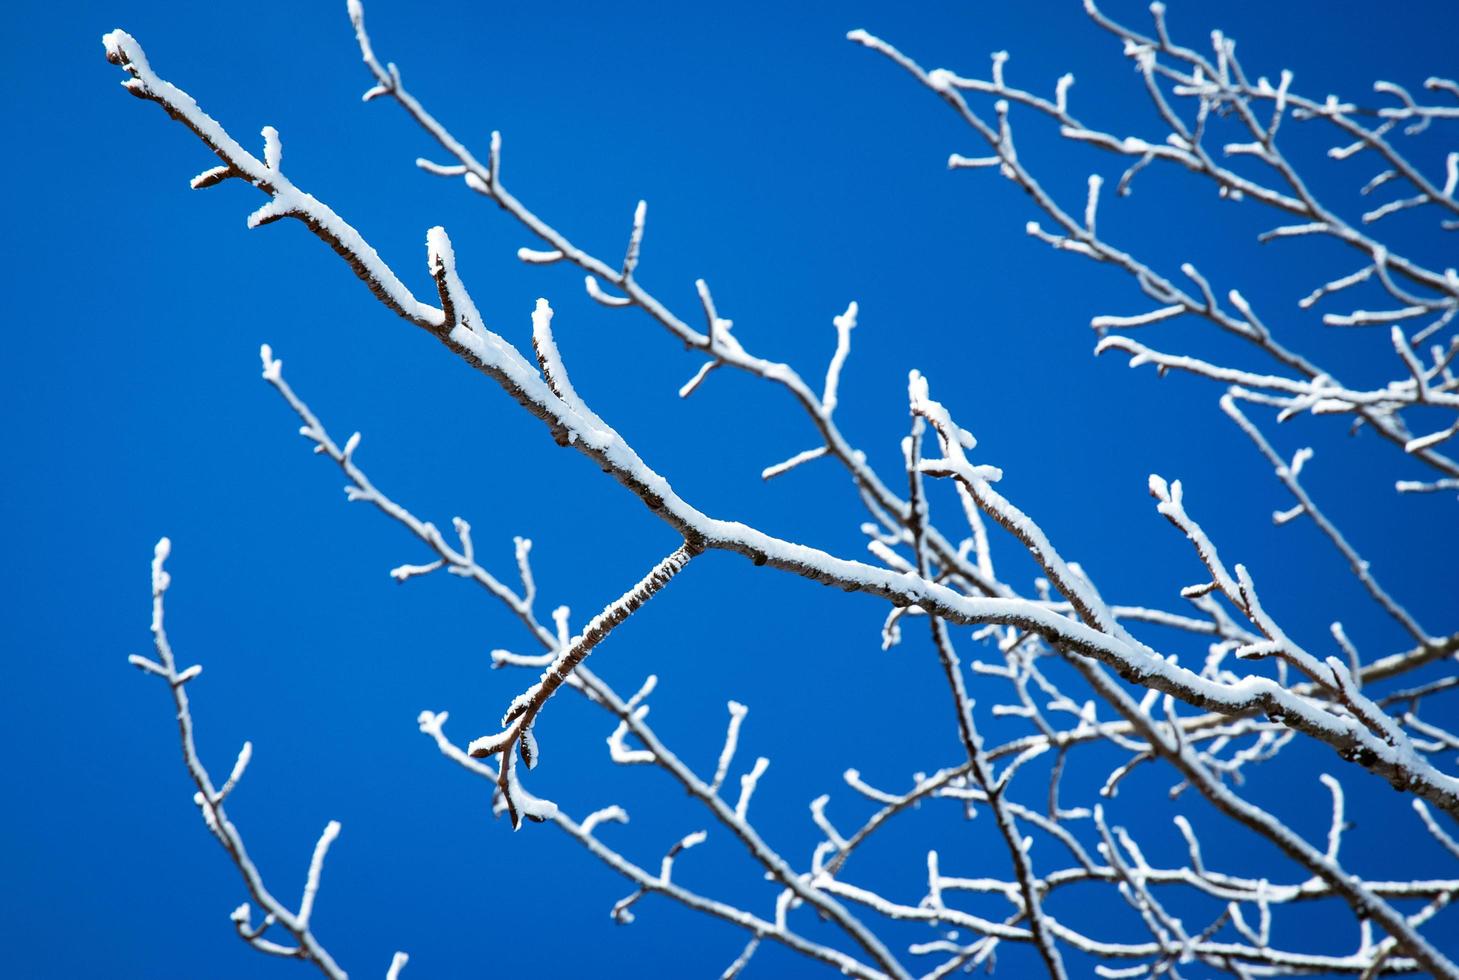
[3,0,1457,976]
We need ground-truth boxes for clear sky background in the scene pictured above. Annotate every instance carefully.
[3,0,1457,977]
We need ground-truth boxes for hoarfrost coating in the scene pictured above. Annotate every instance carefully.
[106,1,1459,977]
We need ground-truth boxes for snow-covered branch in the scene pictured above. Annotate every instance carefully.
[132,541,403,979]
[851,4,1459,483]
[110,2,1459,976]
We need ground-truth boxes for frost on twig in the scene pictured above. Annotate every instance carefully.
[822,301,858,417]
[131,540,394,980]
[852,3,1459,484]
[108,3,1459,976]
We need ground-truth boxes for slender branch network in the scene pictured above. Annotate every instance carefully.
[111,2,1459,976]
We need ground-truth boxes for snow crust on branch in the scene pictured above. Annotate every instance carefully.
[109,2,1459,976]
